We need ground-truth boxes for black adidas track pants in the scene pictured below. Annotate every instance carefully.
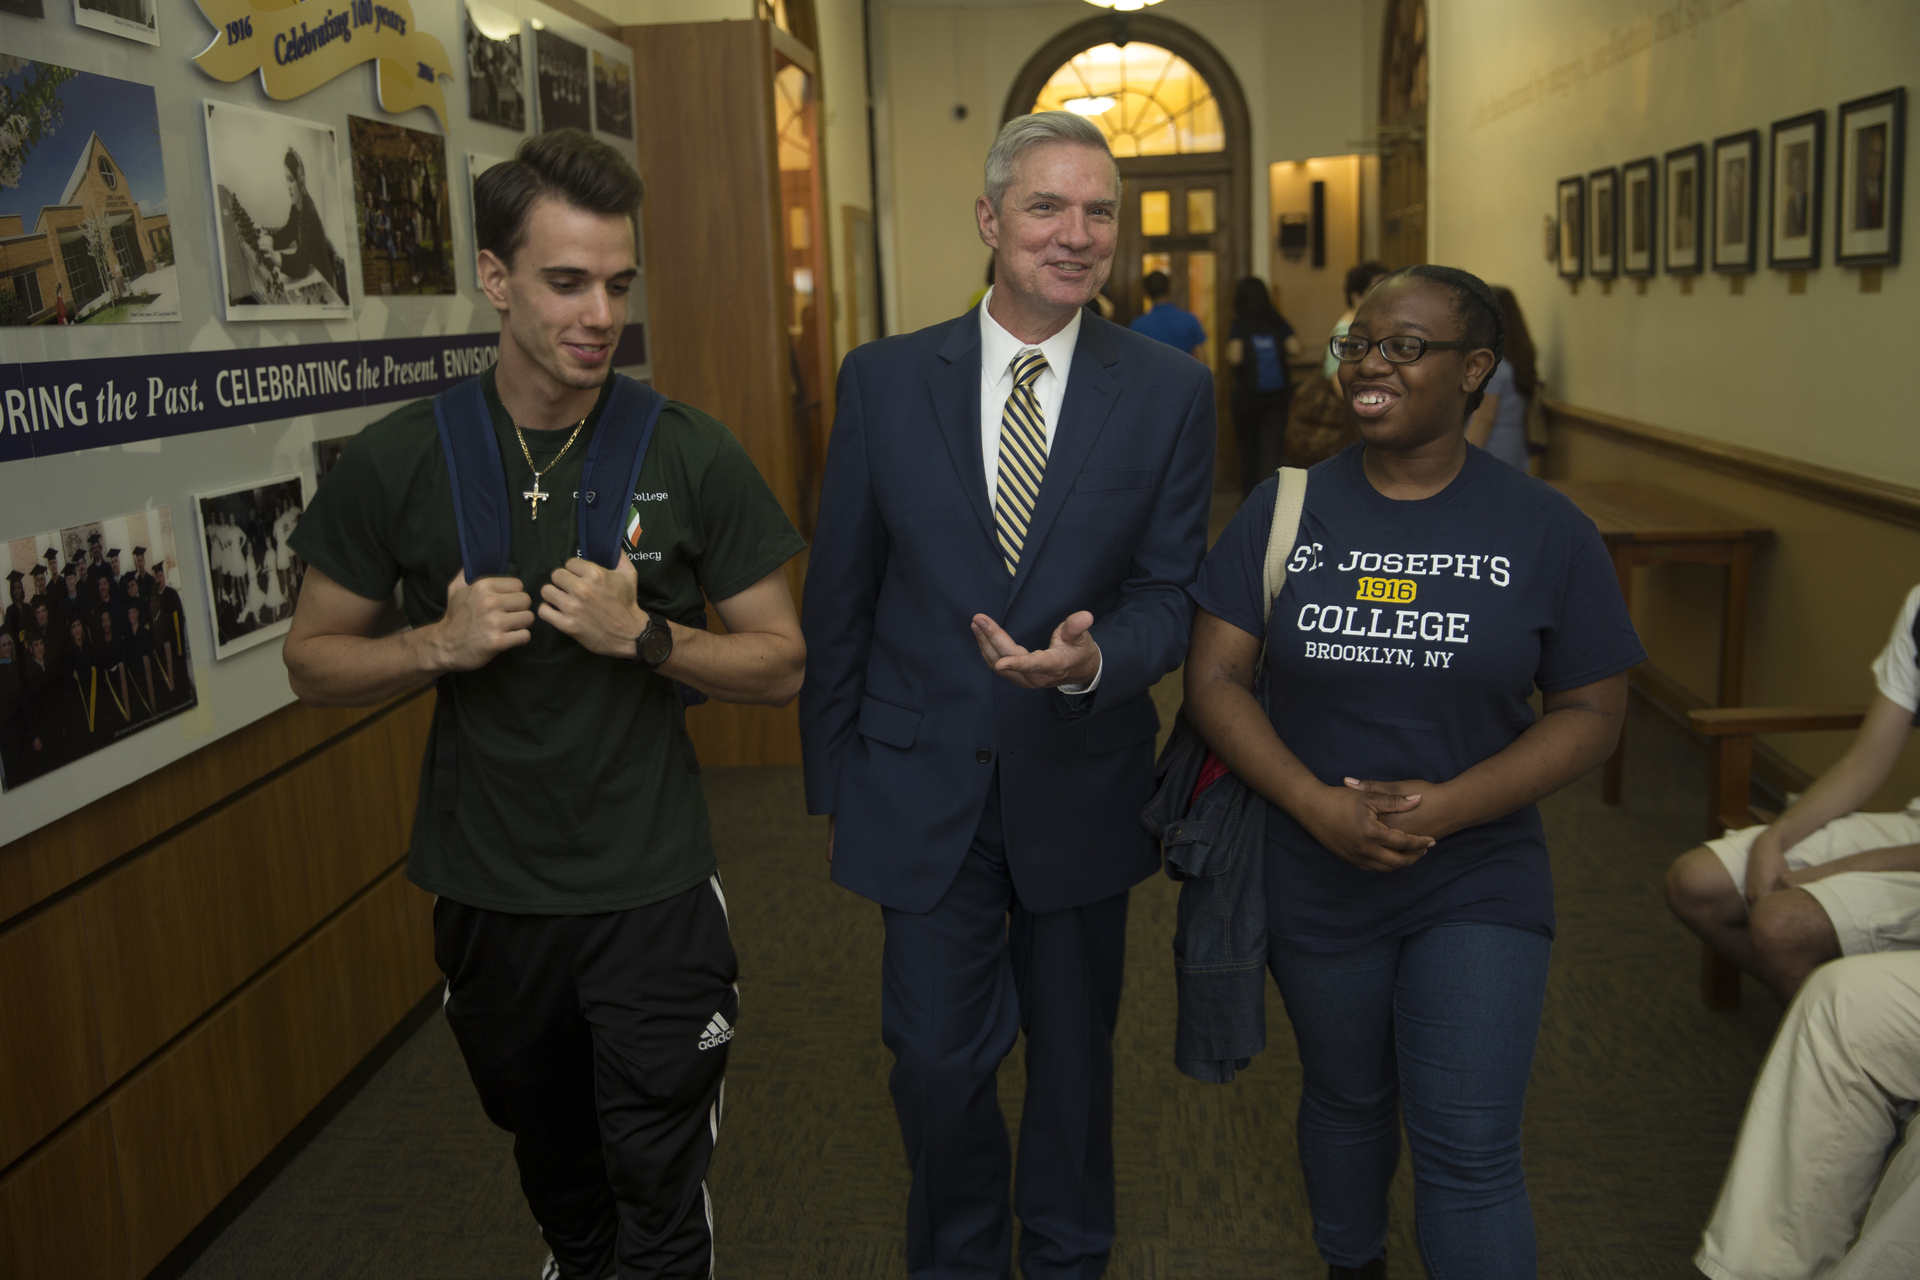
[434,876,737,1280]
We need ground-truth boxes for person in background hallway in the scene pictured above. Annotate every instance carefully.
[281,129,806,1280]
[800,110,1215,1280]
[1465,286,1538,470]
[1130,268,1208,358]
[1694,952,1920,1280]
[1226,276,1301,497]
[1322,260,1391,380]
[1183,264,1643,1280]
[1667,585,1920,1004]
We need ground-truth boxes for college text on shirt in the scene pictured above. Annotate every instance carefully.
[1285,544,1513,670]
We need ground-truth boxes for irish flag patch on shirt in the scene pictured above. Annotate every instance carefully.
[624,505,643,551]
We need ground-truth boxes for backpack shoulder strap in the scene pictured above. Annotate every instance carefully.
[575,374,670,568]
[431,375,512,580]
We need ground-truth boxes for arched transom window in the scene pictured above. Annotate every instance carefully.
[1031,43,1223,158]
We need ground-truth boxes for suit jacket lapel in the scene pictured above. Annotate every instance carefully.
[1006,318,1120,607]
[931,316,995,545]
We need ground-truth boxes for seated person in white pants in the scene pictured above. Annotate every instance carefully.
[1668,585,1920,1003]
[1695,952,1920,1280]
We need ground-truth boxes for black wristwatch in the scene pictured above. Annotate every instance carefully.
[636,612,673,667]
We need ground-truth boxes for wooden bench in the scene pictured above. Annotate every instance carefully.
[1686,704,1868,1008]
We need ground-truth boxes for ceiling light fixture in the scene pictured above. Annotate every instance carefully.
[1063,95,1118,117]
[1082,0,1161,11]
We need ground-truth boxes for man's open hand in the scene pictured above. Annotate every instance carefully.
[431,570,534,671]
[540,555,647,658]
[971,611,1100,690]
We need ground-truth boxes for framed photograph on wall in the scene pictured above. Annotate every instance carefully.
[73,0,158,46]
[466,2,527,131]
[593,49,633,140]
[1622,156,1658,276]
[204,101,352,321]
[1556,175,1585,278]
[1768,110,1824,270]
[1712,129,1761,273]
[534,28,590,132]
[1664,143,1705,274]
[193,476,308,661]
[1588,167,1619,277]
[1836,87,1905,266]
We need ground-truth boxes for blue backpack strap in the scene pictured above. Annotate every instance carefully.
[572,375,708,707]
[575,373,668,565]
[432,375,513,579]
[428,374,512,812]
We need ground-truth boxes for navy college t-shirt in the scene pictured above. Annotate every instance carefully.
[1187,445,1646,952]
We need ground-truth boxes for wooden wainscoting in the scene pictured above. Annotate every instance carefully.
[1544,401,1920,812]
[0,690,439,1279]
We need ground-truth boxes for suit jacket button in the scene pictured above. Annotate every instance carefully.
[975,748,992,764]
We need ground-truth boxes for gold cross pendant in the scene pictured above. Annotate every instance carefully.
[524,476,548,520]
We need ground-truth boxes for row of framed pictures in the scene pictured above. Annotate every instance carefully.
[1554,87,1905,280]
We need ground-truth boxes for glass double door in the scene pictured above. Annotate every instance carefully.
[1113,164,1228,364]
[1109,162,1237,478]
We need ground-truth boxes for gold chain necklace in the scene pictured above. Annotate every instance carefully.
[512,416,587,520]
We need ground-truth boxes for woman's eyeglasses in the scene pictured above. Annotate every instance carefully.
[1329,334,1476,364]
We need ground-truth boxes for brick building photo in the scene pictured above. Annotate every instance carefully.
[0,58,178,324]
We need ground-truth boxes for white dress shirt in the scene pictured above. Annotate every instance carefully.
[974,287,1100,693]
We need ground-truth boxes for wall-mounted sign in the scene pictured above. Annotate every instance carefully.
[192,0,455,130]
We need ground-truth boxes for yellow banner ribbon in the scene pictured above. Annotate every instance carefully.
[194,0,453,131]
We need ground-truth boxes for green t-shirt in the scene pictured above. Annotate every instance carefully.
[289,368,806,914]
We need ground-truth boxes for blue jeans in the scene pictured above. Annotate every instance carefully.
[1268,923,1551,1279]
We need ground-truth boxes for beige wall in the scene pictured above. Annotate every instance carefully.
[1427,0,1920,798]
[1428,0,1919,487]
[873,0,1382,335]
[1269,154,1362,356]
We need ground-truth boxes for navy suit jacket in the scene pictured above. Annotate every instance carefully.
[799,308,1216,915]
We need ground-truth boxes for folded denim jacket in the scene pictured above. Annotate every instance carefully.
[1141,706,1269,1083]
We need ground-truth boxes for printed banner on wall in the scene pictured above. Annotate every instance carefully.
[0,326,646,465]
[192,0,455,129]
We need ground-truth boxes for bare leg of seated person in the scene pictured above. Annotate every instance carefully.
[1667,846,1764,975]
[1747,888,1842,1003]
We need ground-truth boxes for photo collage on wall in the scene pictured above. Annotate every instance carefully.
[1,57,179,325]
[204,101,354,321]
[194,478,308,661]
[2,510,197,791]
[349,116,457,297]
[1555,86,1904,281]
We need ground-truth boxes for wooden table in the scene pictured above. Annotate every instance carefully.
[1549,480,1773,804]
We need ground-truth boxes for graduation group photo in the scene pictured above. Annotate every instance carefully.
[1,509,195,791]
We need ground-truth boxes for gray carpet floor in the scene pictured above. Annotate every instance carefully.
[177,683,1786,1280]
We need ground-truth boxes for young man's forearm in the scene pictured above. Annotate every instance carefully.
[285,627,445,707]
[656,622,803,706]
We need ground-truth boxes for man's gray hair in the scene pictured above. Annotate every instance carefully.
[984,111,1119,208]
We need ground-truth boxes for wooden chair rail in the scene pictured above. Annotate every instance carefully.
[1687,705,1868,736]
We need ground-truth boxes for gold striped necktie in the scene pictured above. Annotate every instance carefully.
[994,348,1050,575]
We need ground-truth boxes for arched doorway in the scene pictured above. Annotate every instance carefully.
[1005,16,1250,342]
[1005,16,1250,481]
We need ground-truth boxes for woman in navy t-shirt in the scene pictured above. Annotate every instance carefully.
[1185,265,1645,1280]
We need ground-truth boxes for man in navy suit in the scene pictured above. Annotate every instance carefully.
[800,112,1216,1279]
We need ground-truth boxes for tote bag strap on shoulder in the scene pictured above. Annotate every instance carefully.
[1258,466,1309,663]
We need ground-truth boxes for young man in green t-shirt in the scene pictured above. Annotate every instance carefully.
[284,130,806,1280]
